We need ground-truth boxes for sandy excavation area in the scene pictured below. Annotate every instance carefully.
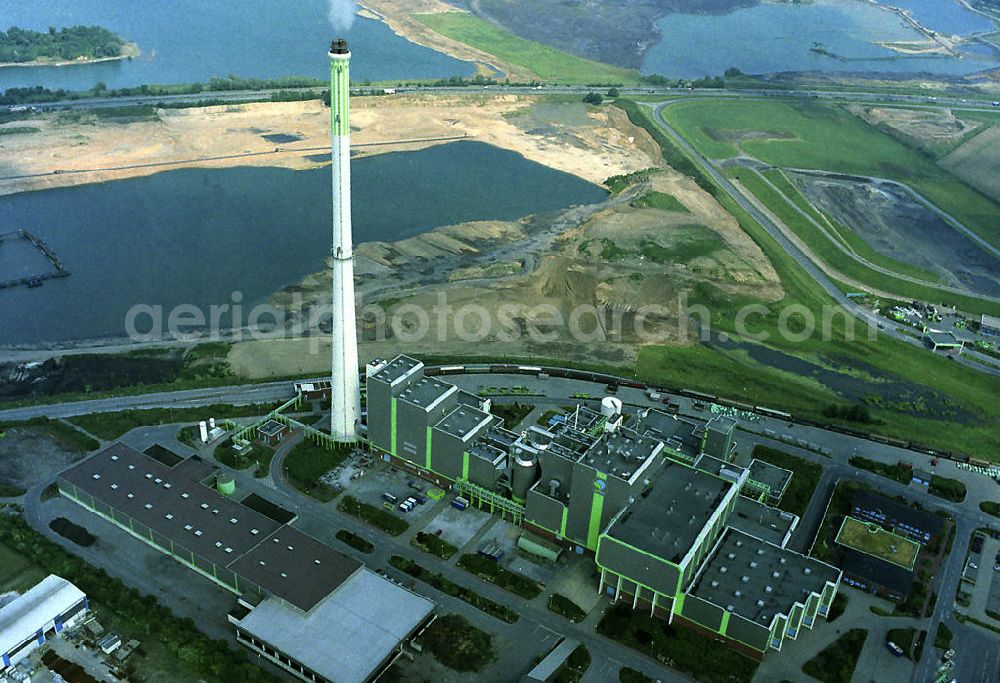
[229,166,784,379]
[0,93,655,196]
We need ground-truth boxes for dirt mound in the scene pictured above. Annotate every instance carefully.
[850,105,980,151]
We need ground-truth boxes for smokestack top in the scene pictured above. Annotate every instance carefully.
[330,38,350,55]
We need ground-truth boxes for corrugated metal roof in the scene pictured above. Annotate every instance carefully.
[0,575,85,656]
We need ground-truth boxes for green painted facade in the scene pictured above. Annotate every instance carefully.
[330,55,350,137]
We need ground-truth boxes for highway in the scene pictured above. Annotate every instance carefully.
[6,82,1000,114]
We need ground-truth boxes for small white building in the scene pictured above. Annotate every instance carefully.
[0,575,88,673]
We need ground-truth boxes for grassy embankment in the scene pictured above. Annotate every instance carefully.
[616,98,1000,462]
[413,12,639,84]
[660,99,1000,314]
[0,343,238,409]
[1,417,100,452]
[660,99,1000,252]
[69,402,278,441]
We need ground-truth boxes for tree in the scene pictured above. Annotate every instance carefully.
[582,92,603,105]
[607,87,620,98]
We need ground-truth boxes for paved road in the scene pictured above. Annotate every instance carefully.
[12,368,1000,681]
[726,160,1000,306]
[8,83,1000,115]
[0,379,312,421]
[649,100,1000,379]
[259,434,689,682]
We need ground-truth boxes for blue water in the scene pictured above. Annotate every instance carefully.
[644,0,1000,78]
[887,0,995,36]
[0,142,607,345]
[0,0,474,92]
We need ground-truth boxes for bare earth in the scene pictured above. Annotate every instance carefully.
[0,94,654,195]
[230,168,783,378]
[1,94,782,369]
[849,105,981,148]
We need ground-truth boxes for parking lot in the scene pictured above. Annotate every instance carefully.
[971,533,1000,622]
[336,457,446,527]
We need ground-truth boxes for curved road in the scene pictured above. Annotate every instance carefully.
[650,100,1000,378]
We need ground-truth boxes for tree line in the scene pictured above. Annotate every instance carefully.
[0,25,126,64]
[0,514,279,683]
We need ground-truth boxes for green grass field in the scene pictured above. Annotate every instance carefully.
[414,12,638,84]
[632,190,689,213]
[619,100,1000,462]
[0,542,46,592]
[835,516,920,570]
[660,99,1000,252]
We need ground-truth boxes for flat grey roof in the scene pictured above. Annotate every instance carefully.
[258,420,285,437]
[435,405,492,441]
[692,529,839,626]
[398,376,456,412]
[748,459,792,499]
[728,497,795,547]
[579,430,660,482]
[228,526,362,612]
[635,412,701,459]
[60,444,361,612]
[925,331,963,346]
[608,461,732,564]
[370,355,422,386]
[525,638,580,681]
[60,443,282,568]
[237,568,434,683]
[706,416,737,435]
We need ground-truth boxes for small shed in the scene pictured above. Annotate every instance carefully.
[517,531,563,562]
[257,419,289,446]
[923,330,964,352]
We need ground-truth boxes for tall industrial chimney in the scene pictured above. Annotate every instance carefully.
[328,38,361,442]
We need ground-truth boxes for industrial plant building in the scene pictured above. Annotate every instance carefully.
[366,354,841,656]
[1,575,88,674]
[57,443,433,683]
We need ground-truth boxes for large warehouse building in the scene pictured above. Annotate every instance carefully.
[1,575,88,674]
[58,443,433,683]
[367,355,841,656]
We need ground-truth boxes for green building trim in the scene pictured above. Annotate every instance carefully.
[390,398,398,455]
[586,471,608,549]
[329,57,350,137]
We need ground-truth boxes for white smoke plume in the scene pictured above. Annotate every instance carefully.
[328,0,357,32]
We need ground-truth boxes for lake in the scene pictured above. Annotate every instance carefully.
[0,142,607,346]
[888,0,996,36]
[644,0,1000,78]
[0,0,474,92]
